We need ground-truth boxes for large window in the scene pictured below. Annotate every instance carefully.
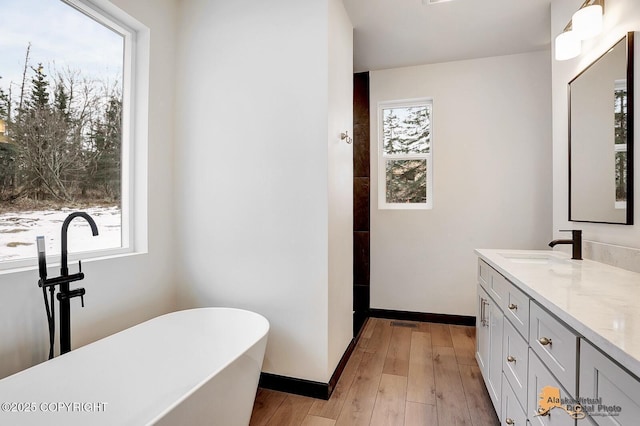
[378,99,433,209]
[0,0,136,267]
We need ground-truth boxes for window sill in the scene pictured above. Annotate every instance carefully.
[378,203,433,210]
[0,248,147,276]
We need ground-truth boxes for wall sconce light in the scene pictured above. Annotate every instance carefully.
[555,0,605,61]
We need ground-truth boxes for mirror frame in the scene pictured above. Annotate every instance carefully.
[568,32,635,225]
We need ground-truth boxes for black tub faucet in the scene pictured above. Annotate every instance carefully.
[549,229,582,260]
[61,212,99,276]
[37,212,99,357]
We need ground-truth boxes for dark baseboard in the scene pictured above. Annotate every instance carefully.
[369,308,475,326]
[259,373,330,400]
[327,335,358,396]
[259,334,359,400]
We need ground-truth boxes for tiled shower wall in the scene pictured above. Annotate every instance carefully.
[353,72,370,336]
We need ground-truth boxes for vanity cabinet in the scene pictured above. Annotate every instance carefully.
[477,259,579,426]
[476,249,640,426]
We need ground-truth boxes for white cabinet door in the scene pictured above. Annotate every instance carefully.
[477,283,503,418]
[580,339,640,425]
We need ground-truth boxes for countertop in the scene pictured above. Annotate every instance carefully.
[475,249,640,380]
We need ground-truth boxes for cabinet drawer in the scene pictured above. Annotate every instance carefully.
[503,281,530,340]
[529,302,578,395]
[528,350,576,426]
[579,339,640,425]
[502,374,527,426]
[479,260,507,304]
[503,319,528,411]
[479,259,491,286]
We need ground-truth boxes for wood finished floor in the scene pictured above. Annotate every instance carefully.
[249,318,499,426]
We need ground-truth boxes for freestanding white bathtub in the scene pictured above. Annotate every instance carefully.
[0,308,269,425]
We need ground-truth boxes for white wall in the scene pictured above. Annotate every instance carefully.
[0,0,178,380]
[327,0,354,376]
[552,0,640,250]
[370,52,553,316]
[174,0,353,383]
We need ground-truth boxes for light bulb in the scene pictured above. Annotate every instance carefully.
[572,5,603,40]
[555,31,581,61]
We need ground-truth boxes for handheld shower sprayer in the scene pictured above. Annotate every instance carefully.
[37,236,47,282]
[36,236,56,359]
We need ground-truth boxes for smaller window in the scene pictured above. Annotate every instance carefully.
[378,99,433,209]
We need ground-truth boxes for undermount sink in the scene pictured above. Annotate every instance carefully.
[498,252,567,265]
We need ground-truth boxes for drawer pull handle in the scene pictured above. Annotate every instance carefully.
[508,303,518,310]
[539,337,552,346]
[506,355,516,363]
[505,418,515,425]
[480,299,489,327]
[536,407,551,417]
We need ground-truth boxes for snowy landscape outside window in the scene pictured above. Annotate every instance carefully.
[378,99,433,209]
[0,0,130,266]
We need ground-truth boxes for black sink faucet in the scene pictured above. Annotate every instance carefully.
[549,229,582,260]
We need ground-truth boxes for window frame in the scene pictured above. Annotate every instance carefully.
[377,98,434,210]
[0,0,148,272]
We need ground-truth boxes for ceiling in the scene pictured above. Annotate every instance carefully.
[342,0,552,72]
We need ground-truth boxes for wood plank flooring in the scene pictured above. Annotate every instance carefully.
[249,318,499,426]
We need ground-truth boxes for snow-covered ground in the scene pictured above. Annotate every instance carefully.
[0,206,121,262]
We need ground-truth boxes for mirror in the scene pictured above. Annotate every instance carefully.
[569,32,634,224]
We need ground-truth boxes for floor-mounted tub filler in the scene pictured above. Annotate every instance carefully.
[0,308,269,426]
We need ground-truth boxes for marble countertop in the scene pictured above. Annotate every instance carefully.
[475,249,640,379]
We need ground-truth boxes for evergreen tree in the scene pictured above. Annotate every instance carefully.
[54,78,70,121]
[383,109,401,154]
[402,106,430,154]
[27,64,50,111]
